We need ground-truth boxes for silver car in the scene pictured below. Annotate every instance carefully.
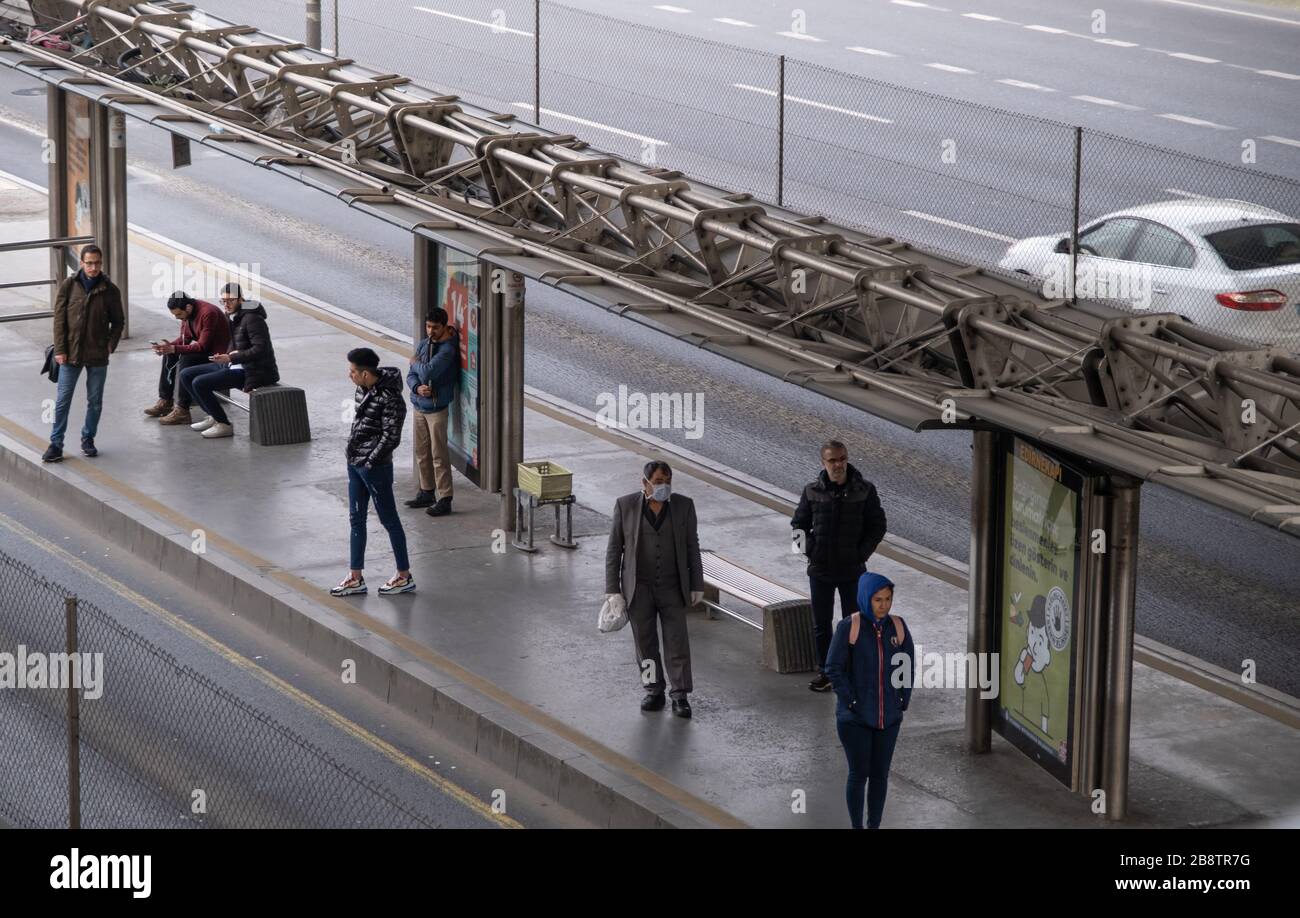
[998,198,1300,348]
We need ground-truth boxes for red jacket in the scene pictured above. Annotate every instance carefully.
[169,299,231,356]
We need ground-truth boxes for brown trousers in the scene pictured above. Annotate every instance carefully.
[413,407,453,499]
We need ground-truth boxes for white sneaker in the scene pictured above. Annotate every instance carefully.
[201,422,234,439]
[191,416,216,431]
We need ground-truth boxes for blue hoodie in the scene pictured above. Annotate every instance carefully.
[824,572,915,729]
[407,328,460,413]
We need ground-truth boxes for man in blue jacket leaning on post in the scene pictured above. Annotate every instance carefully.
[405,307,460,517]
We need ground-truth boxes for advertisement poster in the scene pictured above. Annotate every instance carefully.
[64,93,93,261]
[435,246,480,486]
[996,437,1082,787]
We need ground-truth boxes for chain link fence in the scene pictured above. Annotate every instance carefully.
[84,1,1300,347]
[0,548,439,828]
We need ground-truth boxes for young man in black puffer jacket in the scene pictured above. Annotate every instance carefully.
[791,440,888,693]
[331,347,415,598]
[181,283,281,439]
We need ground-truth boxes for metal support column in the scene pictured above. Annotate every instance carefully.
[66,596,80,830]
[1101,476,1140,821]
[1070,126,1082,305]
[498,269,524,533]
[777,54,786,208]
[106,108,129,338]
[533,0,541,125]
[306,0,322,50]
[1079,480,1109,798]
[965,429,998,753]
[46,85,68,306]
[480,263,500,495]
[412,235,432,484]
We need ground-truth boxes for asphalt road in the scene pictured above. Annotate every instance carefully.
[0,478,543,828]
[181,0,1300,340]
[1,63,1297,700]
[15,3,1299,282]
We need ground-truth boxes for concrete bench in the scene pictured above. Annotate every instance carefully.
[214,385,311,446]
[700,549,818,674]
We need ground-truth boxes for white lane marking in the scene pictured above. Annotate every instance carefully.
[732,84,893,123]
[1168,51,1220,63]
[892,0,946,8]
[962,13,1003,21]
[1094,38,1138,46]
[1025,24,1068,33]
[1261,135,1300,148]
[1164,187,1211,198]
[713,18,755,27]
[903,211,1016,243]
[411,6,532,36]
[926,62,976,73]
[1151,0,1300,26]
[848,46,898,57]
[777,30,824,41]
[1072,95,1143,110]
[1158,113,1234,129]
[653,5,692,13]
[1258,69,1300,80]
[998,79,1055,91]
[509,104,668,145]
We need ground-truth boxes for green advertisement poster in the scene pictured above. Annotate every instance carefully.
[996,437,1083,787]
[435,246,480,486]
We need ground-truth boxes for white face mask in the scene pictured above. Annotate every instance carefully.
[648,482,671,502]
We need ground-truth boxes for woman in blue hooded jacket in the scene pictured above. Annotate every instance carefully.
[823,571,914,829]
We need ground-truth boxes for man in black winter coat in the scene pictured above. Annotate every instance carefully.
[791,440,888,692]
[180,283,281,439]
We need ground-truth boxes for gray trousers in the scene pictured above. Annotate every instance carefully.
[629,582,693,699]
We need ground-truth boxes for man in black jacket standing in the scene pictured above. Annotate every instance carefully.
[791,440,887,692]
[331,347,415,598]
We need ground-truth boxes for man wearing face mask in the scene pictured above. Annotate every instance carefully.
[604,461,705,717]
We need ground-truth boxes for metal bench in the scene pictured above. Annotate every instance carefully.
[213,385,311,446]
[700,550,818,673]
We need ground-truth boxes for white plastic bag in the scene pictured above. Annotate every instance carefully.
[598,594,628,633]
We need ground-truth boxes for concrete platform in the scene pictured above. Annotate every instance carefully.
[2,188,1297,828]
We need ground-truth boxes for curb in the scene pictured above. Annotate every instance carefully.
[0,424,735,829]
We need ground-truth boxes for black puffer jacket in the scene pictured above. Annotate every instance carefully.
[346,367,407,468]
[790,464,888,579]
[228,302,280,390]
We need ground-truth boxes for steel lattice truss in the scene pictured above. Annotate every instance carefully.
[5,0,1300,532]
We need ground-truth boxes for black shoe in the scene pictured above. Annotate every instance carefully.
[404,490,435,508]
[42,444,63,463]
[809,673,833,693]
[80,437,97,458]
[426,497,452,517]
[671,698,692,719]
[640,692,666,712]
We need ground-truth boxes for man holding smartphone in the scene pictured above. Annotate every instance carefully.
[144,290,230,426]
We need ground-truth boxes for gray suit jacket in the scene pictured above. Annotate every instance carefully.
[605,491,705,607]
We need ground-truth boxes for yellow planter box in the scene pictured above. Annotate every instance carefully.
[517,460,573,500]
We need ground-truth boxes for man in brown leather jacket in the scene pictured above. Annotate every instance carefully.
[44,244,124,462]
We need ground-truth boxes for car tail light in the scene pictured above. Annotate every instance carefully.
[1214,290,1287,311]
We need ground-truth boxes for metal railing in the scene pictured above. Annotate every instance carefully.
[0,233,90,321]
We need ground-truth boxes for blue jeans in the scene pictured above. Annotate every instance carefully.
[836,719,900,829]
[810,575,860,671]
[50,363,108,448]
[347,462,409,573]
[180,363,244,425]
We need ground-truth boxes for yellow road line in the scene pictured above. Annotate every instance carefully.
[0,507,522,829]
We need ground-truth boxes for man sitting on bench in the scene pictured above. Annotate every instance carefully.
[179,282,280,440]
